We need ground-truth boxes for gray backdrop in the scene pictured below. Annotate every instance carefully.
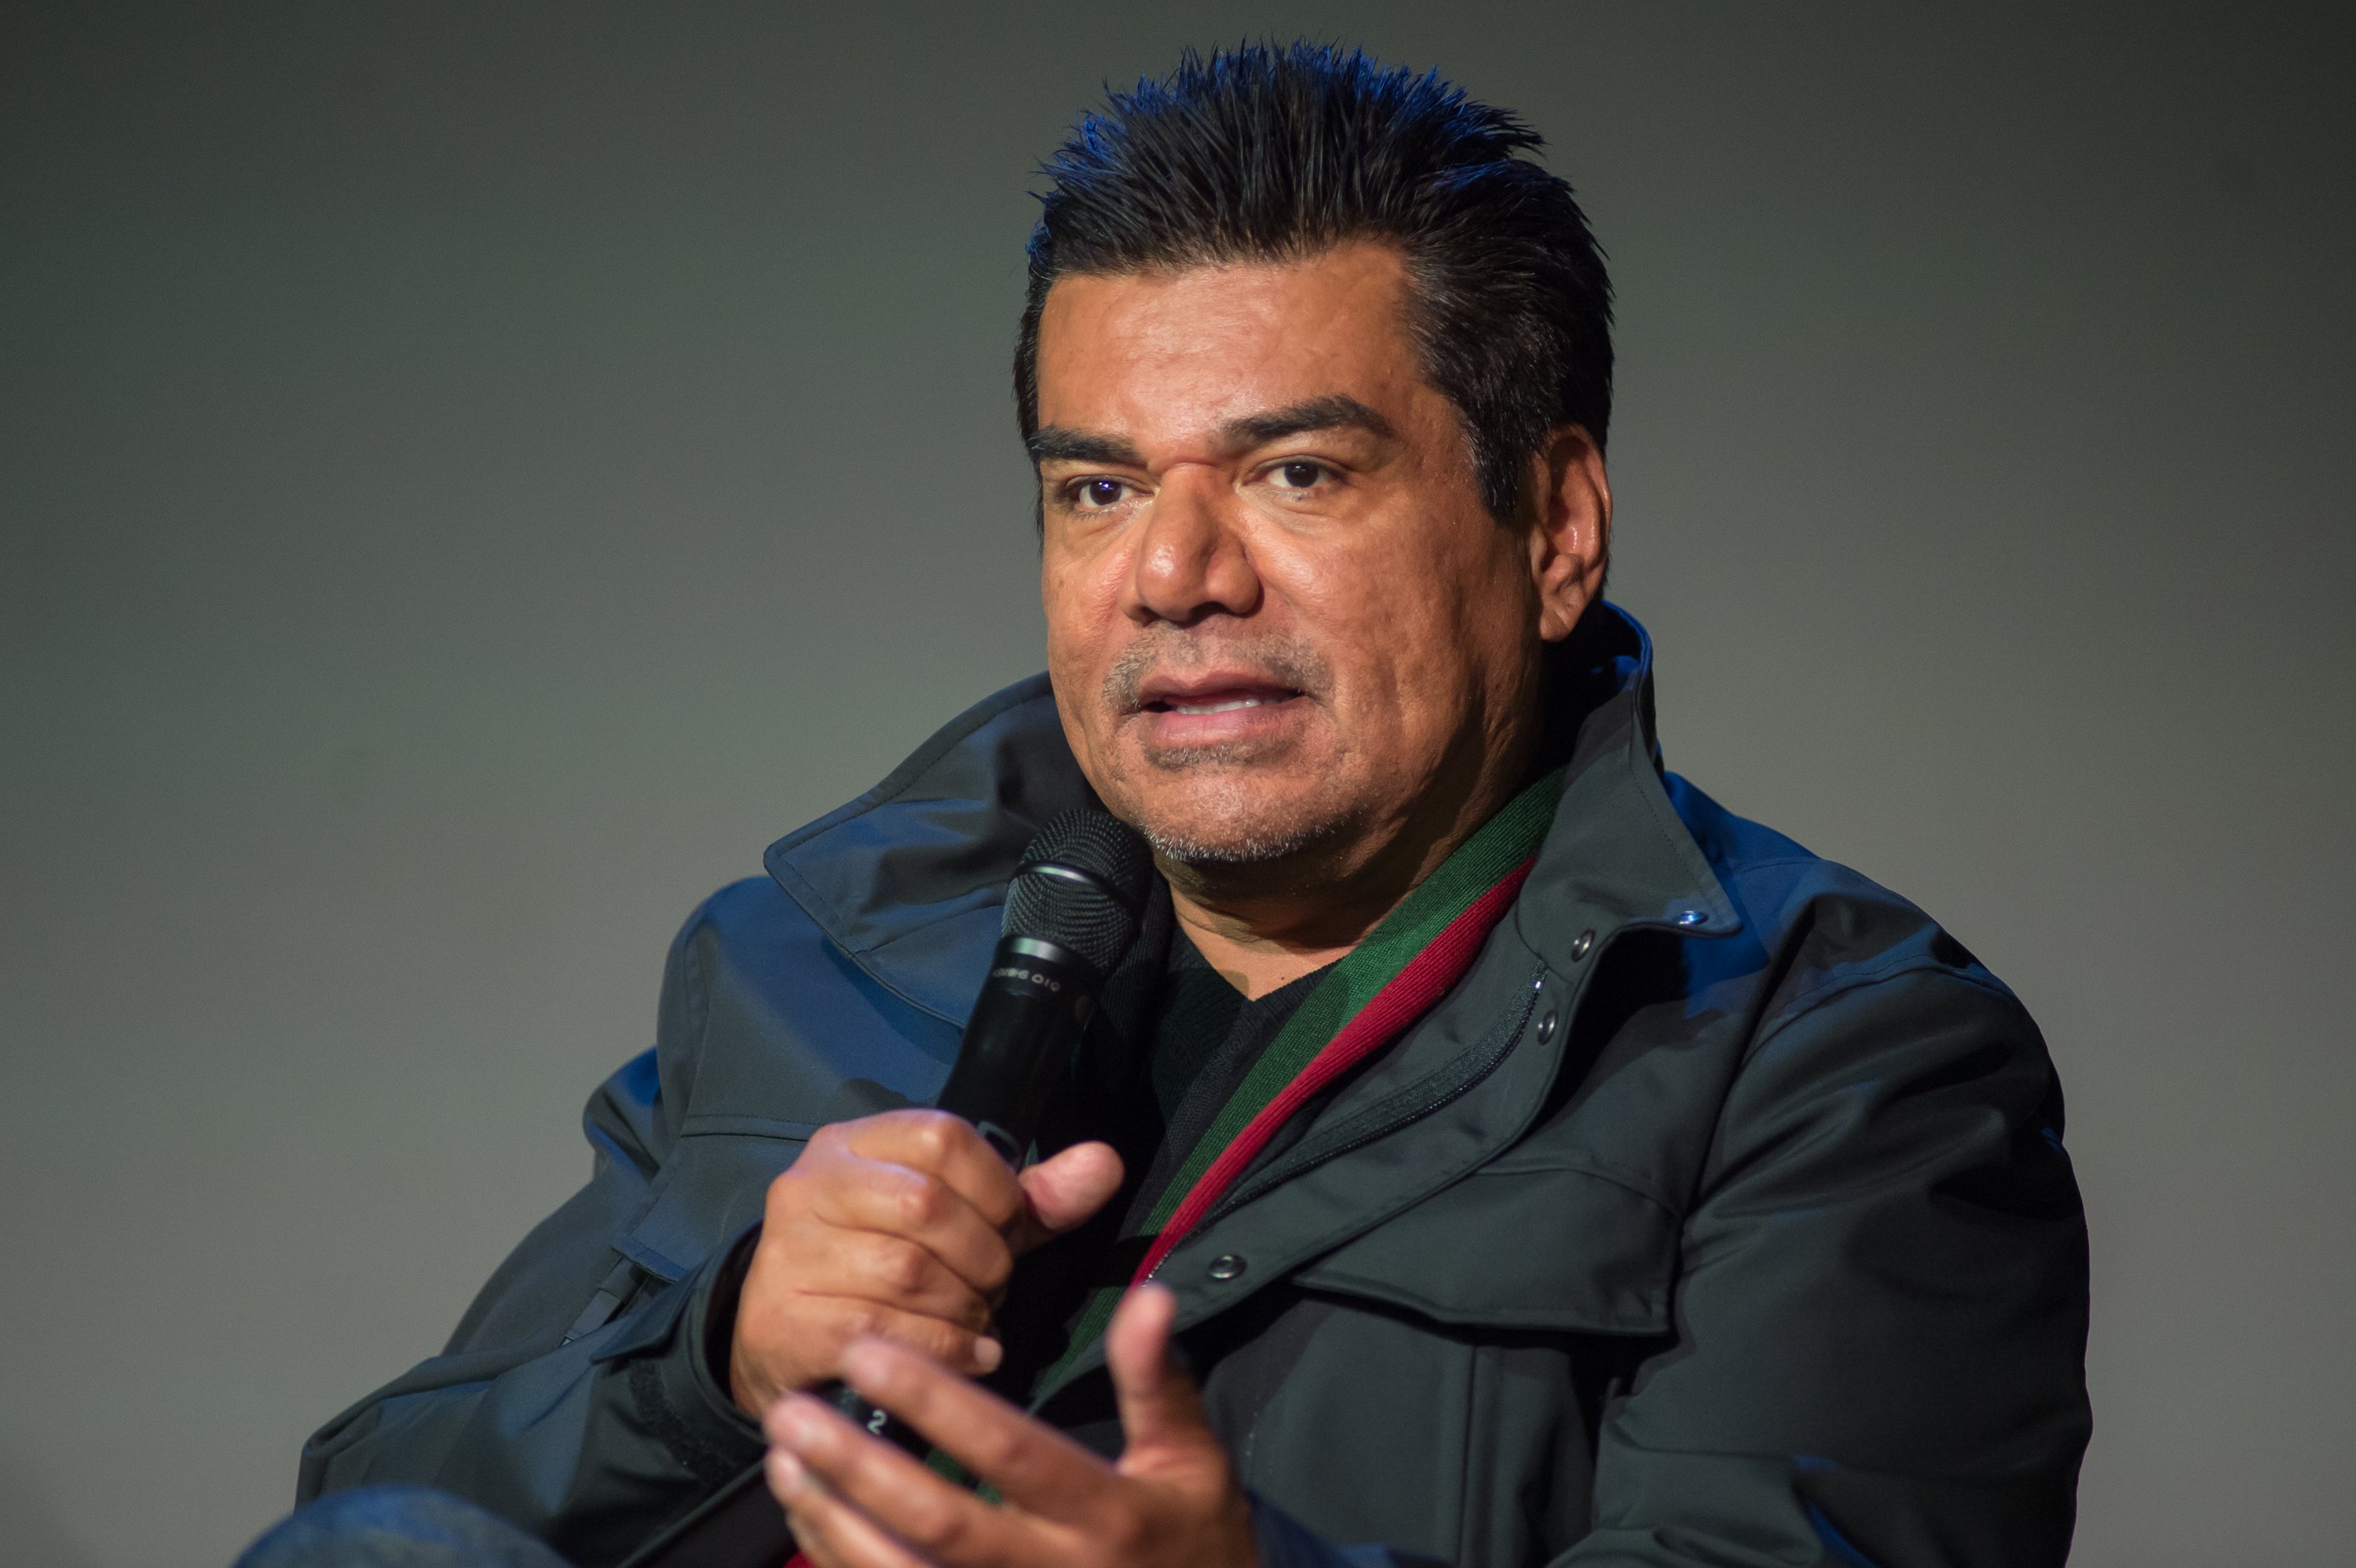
[4,3,2350,1564]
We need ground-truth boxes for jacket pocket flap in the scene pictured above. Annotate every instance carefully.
[1290,1165,1677,1334]
[587,1268,695,1362]
[620,1129,809,1284]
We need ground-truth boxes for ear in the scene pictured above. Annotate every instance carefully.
[1524,425,1612,642]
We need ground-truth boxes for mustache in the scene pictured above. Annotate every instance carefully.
[1102,630,1332,712]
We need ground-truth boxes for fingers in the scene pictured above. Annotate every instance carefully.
[734,1109,1034,1404]
[836,1336,1117,1527]
[776,1326,1255,1568]
[828,1295,1003,1376]
[1105,1284,1216,1468]
[807,1162,1016,1307]
[837,1110,1026,1231]
[766,1443,933,1568]
[767,1387,1041,1568]
[1011,1140,1125,1252]
[733,1112,1122,1412]
[734,1284,1003,1413]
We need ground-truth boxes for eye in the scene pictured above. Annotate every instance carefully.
[1268,460,1328,492]
[1069,477,1131,510]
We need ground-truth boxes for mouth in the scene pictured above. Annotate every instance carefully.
[1127,671,1312,753]
[1134,675,1306,716]
[1146,689,1301,716]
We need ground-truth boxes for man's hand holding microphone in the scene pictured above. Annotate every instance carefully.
[724,812,1260,1568]
[726,1109,1121,1413]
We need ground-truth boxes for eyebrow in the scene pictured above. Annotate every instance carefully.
[1026,393,1397,468]
[1025,428,1147,466]
[1224,394,1396,448]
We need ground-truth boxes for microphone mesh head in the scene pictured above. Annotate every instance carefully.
[999,809,1152,976]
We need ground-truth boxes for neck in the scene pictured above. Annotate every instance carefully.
[1165,882,1389,1000]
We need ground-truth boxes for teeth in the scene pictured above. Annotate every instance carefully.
[1171,697,1264,715]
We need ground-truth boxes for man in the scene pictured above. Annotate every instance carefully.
[283,44,2090,1568]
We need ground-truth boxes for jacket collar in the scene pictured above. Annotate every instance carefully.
[1511,604,1743,967]
[763,602,1736,1020]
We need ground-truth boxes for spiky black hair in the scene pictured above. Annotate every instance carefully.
[1015,42,1613,521]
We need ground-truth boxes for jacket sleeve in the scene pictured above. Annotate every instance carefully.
[1254,959,2091,1568]
[296,908,769,1568]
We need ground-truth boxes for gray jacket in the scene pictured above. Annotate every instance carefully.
[300,605,2091,1567]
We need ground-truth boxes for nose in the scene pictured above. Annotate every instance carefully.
[1123,466,1262,626]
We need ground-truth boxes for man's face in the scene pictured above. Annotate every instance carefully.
[1033,244,1560,883]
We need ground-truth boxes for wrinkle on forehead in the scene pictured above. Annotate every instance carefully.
[1033,244,1429,455]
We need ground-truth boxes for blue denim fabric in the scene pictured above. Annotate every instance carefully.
[235,1485,575,1568]
[1252,1496,1440,1568]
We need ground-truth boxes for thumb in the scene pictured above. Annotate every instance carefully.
[1011,1140,1124,1252]
[1106,1282,1216,1469]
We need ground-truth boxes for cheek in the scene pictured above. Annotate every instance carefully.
[1297,554,1452,688]
[1293,538,1517,729]
[1040,551,1092,646]
[1041,551,1125,707]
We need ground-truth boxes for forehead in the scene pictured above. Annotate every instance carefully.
[1033,243,1431,439]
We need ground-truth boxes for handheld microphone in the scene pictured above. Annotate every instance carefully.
[834,807,1151,1446]
[937,808,1153,1160]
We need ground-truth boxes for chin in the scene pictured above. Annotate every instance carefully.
[1125,772,1358,869]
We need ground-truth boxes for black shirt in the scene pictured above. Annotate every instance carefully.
[1110,929,1333,1240]
[992,901,1330,1442]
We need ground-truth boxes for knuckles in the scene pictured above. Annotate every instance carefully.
[867,1234,933,1293]
[898,1483,976,1553]
[762,1164,807,1214]
[832,1299,890,1344]
[885,1169,947,1230]
[972,1242,1015,1295]
[898,1108,964,1164]
[803,1119,855,1158]
[961,1420,1026,1481]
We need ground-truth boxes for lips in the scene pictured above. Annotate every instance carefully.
[1124,669,1311,753]
[1100,637,1333,765]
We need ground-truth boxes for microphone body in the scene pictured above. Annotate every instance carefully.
[936,935,1102,1164]
[831,810,1150,1450]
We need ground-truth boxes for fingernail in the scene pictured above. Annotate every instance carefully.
[767,1449,808,1497]
[974,1336,1004,1373]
